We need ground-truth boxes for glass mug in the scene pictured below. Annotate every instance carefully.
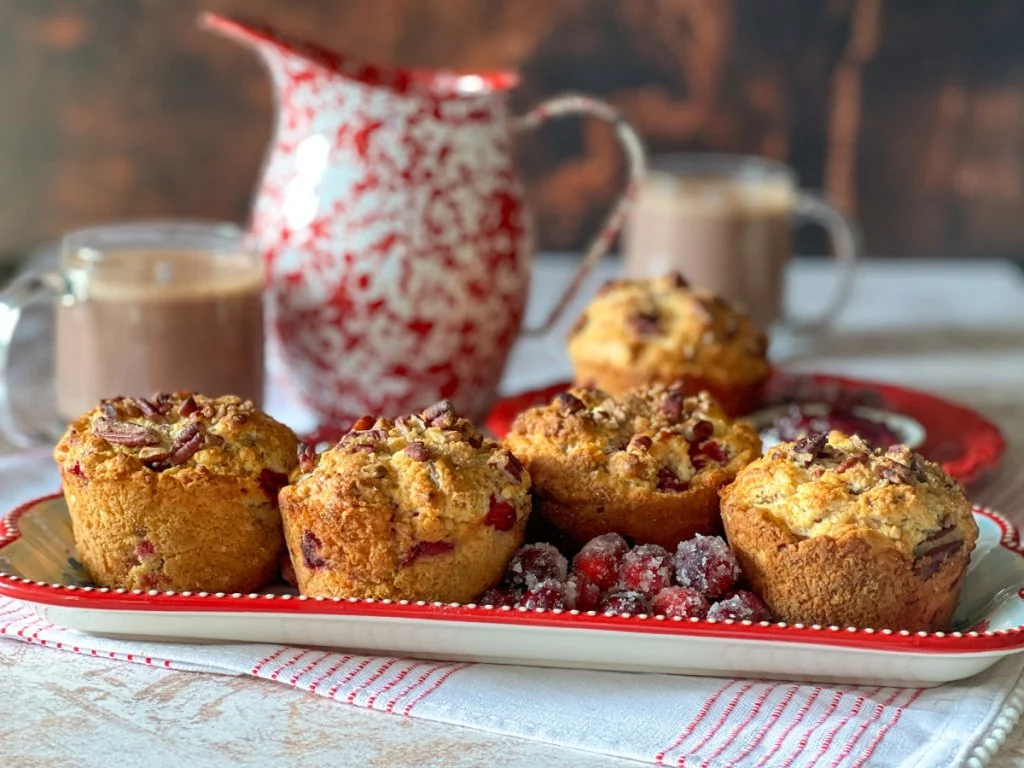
[0,221,265,447]
[623,153,860,331]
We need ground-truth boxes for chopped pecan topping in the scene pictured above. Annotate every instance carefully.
[100,401,119,420]
[422,400,457,429]
[669,272,689,289]
[656,466,689,492]
[630,435,653,451]
[134,398,164,419]
[554,392,586,415]
[297,441,316,473]
[93,418,162,447]
[836,453,869,472]
[880,460,914,485]
[490,451,524,482]
[404,441,430,461]
[660,390,685,421]
[629,310,661,336]
[792,433,828,466]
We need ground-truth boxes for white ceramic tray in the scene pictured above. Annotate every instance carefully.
[2,493,1024,687]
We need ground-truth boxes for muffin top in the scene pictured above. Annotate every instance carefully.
[54,392,298,482]
[567,273,770,387]
[284,400,531,533]
[720,431,977,556]
[504,384,761,496]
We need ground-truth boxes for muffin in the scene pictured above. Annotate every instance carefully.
[279,400,531,602]
[504,384,762,550]
[567,273,770,415]
[720,431,978,631]
[54,393,299,592]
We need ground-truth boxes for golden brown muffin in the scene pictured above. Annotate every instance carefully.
[504,384,762,549]
[567,273,771,415]
[54,393,299,593]
[279,400,531,603]
[720,431,978,631]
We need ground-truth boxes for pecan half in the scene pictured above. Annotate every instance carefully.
[134,398,164,419]
[167,423,205,465]
[93,418,162,447]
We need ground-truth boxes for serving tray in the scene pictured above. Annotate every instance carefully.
[2,494,1024,687]
[485,372,1006,485]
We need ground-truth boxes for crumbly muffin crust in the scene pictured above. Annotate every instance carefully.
[54,392,299,592]
[280,400,531,602]
[720,431,978,631]
[504,384,762,548]
[567,273,770,413]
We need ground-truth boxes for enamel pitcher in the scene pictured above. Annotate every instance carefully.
[203,14,645,425]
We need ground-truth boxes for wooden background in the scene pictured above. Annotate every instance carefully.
[1,0,1022,262]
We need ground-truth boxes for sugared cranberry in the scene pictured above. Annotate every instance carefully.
[479,586,521,607]
[618,544,673,596]
[572,533,628,590]
[600,590,652,615]
[401,539,455,567]
[300,530,326,569]
[652,586,709,619]
[507,543,568,589]
[707,590,772,622]
[484,495,518,531]
[656,466,689,492]
[564,572,602,611]
[518,579,568,610]
[674,534,741,599]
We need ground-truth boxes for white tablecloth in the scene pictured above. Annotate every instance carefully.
[1,256,1023,767]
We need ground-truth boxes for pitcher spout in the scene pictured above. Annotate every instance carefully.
[200,12,518,100]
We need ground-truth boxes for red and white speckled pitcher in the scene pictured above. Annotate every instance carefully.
[203,14,645,428]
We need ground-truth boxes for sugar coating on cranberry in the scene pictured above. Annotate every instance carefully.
[479,585,521,607]
[572,533,628,590]
[564,572,602,611]
[618,544,674,596]
[600,590,652,615]
[506,543,568,589]
[707,590,772,622]
[674,534,740,598]
[652,586,709,619]
[518,579,568,610]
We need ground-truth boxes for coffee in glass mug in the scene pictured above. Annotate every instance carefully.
[624,154,859,331]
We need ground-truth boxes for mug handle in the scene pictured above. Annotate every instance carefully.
[0,270,65,448]
[783,191,862,332]
[511,93,647,335]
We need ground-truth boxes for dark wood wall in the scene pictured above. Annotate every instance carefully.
[1,0,1022,261]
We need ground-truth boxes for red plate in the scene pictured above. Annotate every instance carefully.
[485,372,1006,485]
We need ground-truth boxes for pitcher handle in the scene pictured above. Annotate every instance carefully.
[512,94,647,336]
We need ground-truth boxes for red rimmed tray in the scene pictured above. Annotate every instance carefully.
[2,493,1024,687]
[485,373,1006,485]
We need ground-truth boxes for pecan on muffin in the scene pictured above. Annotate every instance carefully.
[503,384,762,550]
[279,400,531,603]
[54,393,299,593]
[567,273,770,415]
[720,431,979,631]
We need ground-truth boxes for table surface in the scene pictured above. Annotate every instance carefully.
[2,256,1024,767]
